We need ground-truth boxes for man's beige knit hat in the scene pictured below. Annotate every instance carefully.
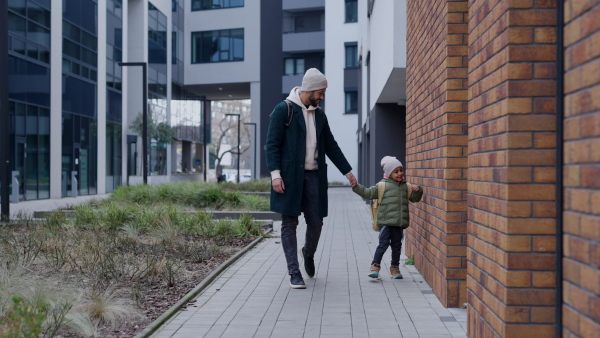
[381,156,403,177]
[301,68,328,91]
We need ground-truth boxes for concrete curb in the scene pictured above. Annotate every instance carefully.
[134,233,268,338]
[33,210,282,221]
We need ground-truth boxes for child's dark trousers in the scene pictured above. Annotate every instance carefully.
[372,226,404,266]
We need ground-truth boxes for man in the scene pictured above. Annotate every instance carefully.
[266,68,357,289]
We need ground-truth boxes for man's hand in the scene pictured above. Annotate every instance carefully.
[412,184,420,192]
[346,173,357,188]
[272,178,285,193]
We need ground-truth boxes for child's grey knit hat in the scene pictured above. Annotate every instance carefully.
[301,68,328,91]
[381,156,403,177]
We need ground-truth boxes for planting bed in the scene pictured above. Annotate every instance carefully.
[0,182,272,337]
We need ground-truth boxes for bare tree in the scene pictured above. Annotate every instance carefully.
[209,100,252,178]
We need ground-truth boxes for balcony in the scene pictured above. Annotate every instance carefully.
[282,31,325,53]
[282,74,303,93]
[283,0,324,11]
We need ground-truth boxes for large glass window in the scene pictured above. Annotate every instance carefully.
[62,0,98,197]
[107,0,123,192]
[7,0,51,201]
[345,91,358,114]
[284,58,305,76]
[345,0,358,23]
[148,3,168,97]
[192,28,244,63]
[345,43,358,68]
[192,0,243,11]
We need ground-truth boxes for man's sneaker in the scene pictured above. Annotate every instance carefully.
[289,272,306,289]
[302,247,315,278]
[390,265,403,279]
[368,263,381,278]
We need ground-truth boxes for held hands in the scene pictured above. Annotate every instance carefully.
[411,184,420,192]
[272,178,285,193]
[346,173,357,188]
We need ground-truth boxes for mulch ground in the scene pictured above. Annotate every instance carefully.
[70,237,256,338]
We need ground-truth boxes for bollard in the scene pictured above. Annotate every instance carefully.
[71,171,78,198]
[11,171,19,203]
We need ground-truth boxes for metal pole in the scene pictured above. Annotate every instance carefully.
[225,114,240,183]
[118,62,148,184]
[142,64,148,184]
[236,116,240,183]
[202,96,207,182]
[244,123,256,180]
[1,0,10,221]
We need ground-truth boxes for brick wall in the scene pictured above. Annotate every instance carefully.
[466,0,558,336]
[562,0,600,336]
[405,0,469,308]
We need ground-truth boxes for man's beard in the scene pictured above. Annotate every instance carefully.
[308,92,320,107]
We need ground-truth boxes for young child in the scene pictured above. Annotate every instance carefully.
[352,156,423,279]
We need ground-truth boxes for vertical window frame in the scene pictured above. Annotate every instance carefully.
[345,0,358,23]
[345,42,358,69]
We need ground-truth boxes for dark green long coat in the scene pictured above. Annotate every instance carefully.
[265,101,352,218]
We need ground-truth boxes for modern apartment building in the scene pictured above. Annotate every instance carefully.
[2,0,365,203]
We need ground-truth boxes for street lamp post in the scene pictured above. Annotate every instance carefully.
[244,122,257,180]
[187,95,207,182]
[118,62,148,184]
[1,0,9,220]
[225,114,240,183]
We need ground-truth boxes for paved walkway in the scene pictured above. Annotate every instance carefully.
[8,194,110,215]
[152,188,467,338]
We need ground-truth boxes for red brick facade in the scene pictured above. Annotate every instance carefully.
[405,0,600,336]
[562,0,600,336]
[466,0,558,336]
[405,0,469,308]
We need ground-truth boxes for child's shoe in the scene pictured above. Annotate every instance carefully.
[368,263,381,278]
[390,265,403,279]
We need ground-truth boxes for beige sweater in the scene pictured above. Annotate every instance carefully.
[271,87,319,180]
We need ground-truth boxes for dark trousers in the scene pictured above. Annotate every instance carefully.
[372,226,404,266]
[280,170,323,275]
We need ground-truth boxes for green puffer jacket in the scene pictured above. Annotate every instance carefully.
[352,178,423,228]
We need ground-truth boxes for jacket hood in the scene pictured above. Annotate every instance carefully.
[286,87,319,110]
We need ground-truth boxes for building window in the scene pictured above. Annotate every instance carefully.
[345,43,358,68]
[192,28,244,63]
[345,0,358,23]
[192,0,243,11]
[284,58,305,76]
[345,91,357,114]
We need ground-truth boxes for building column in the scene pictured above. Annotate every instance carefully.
[49,0,63,198]
[405,0,469,308]
[466,1,558,336]
[97,0,107,194]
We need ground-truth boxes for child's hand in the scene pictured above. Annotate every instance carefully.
[412,185,420,192]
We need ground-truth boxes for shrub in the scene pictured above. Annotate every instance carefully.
[0,297,46,337]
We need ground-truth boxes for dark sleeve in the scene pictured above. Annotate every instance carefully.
[322,114,352,175]
[409,186,423,203]
[265,102,288,172]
